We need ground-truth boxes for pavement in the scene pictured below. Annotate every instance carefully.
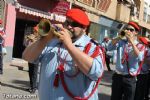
[0,58,115,100]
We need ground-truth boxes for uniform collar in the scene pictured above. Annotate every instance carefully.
[54,34,90,47]
[73,34,90,47]
[127,40,139,47]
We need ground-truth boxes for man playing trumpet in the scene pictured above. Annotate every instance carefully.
[108,21,145,100]
[22,8,104,100]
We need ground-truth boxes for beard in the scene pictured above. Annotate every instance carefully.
[71,31,83,42]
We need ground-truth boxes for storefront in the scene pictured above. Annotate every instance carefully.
[89,16,125,43]
[140,26,150,37]
[4,0,70,62]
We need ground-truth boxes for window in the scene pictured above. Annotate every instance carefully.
[144,2,148,6]
[144,7,147,13]
[89,23,100,41]
[147,15,150,24]
[143,12,147,22]
[143,7,147,22]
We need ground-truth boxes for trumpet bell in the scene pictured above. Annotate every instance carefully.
[120,30,126,37]
[37,19,73,38]
[38,19,51,36]
[119,30,127,40]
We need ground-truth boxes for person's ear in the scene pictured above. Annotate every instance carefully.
[82,29,88,35]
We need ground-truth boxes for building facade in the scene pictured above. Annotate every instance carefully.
[67,0,130,42]
[3,0,69,61]
[1,0,150,62]
[67,0,150,40]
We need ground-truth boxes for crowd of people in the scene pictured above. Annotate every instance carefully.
[0,8,150,100]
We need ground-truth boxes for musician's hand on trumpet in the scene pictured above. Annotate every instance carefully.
[118,26,136,42]
[37,19,72,38]
[125,30,134,44]
[55,26,72,47]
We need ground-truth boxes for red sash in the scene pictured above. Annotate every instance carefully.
[122,43,146,76]
[53,42,105,100]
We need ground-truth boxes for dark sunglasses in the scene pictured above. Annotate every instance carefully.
[126,28,135,32]
[64,20,84,28]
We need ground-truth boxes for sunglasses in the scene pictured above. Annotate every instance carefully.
[126,28,135,32]
[64,20,84,28]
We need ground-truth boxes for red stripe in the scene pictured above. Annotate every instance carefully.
[123,43,146,76]
[58,42,105,100]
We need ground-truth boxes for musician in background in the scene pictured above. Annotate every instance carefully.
[101,37,112,71]
[108,21,145,100]
[134,37,150,100]
[23,26,39,93]
[140,37,150,100]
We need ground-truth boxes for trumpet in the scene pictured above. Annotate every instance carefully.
[119,30,127,40]
[37,19,72,37]
[120,30,126,37]
[118,30,127,40]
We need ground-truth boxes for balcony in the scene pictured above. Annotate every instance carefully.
[76,0,111,12]
[116,3,130,22]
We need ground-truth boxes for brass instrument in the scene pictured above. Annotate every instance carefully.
[25,33,39,43]
[37,19,72,37]
[119,30,127,40]
[24,27,40,43]
[120,30,126,37]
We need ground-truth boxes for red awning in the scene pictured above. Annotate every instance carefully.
[18,5,66,22]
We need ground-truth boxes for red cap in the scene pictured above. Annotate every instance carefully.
[139,37,149,45]
[34,25,38,32]
[128,21,140,32]
[66,8,90,26]
[104,37,109,42]
[0,19,2,24]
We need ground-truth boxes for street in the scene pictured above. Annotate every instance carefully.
[0,58,115,100]
[0,0,150,99]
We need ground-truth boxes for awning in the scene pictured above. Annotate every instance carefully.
[15,3,66,22]
[5,0,14,3]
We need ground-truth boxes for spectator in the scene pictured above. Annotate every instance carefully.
[134,37,150,100]
[102,37,112,71]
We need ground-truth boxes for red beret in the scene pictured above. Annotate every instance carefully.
[128,21,140,31]
[0,19,2,24]
[139,37,149,45]
[104,37,109,42]
[34,26,38,32]
[66,8,90,26]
